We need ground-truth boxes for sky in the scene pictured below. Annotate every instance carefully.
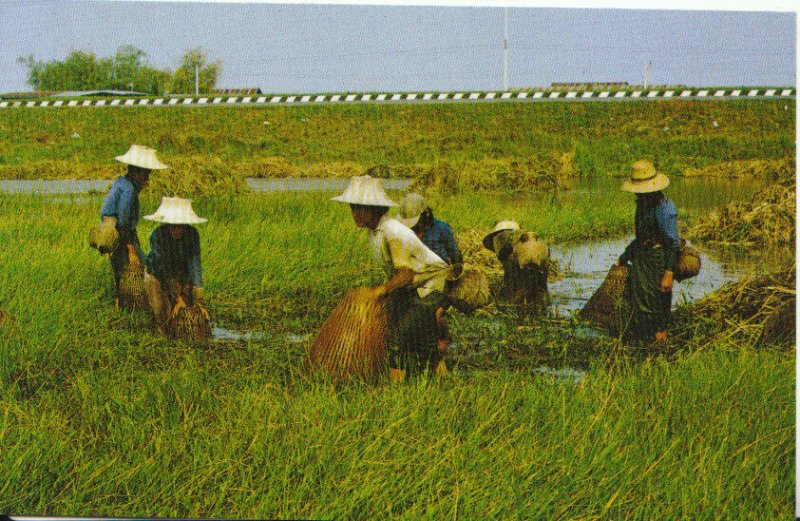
[0,0,796,94]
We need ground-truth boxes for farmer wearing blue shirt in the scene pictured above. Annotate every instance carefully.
[617,160,680,343]
[99,145,167,307]
[143,197,208,332]
[397,193,463,360]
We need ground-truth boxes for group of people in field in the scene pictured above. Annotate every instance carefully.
[98,144,679,380]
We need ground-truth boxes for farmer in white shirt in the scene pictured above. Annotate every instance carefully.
[333,175,450,382]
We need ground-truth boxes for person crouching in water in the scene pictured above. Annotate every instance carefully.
[333,176,450,382]
[397,192,463,359]
[483,220,550,314]
[143,197,208,334]
[617,160,679,344]
[99,145,167,308]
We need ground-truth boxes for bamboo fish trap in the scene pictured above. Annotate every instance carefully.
[579,264,629,332]
[308,287,389,383]
[166,305,212,341]
[118,263,149,311]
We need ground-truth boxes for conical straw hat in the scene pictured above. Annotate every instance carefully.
[397,193,428,228]
[620,160,669,193]
[482,220,520,250]
[144,197,207,224]
[115,145,168,170]
[331,175,397,207]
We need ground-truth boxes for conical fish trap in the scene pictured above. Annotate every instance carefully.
[447,269,490,314]
[676,241,701,282]
[579,265,629,332]
[166,304,212,341]
[118,263,149,310]
[308,287,389,383]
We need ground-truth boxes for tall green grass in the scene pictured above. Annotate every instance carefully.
[0,190,793,518]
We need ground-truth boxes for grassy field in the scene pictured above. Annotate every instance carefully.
[0,189,794,518]
[0,100,794,193]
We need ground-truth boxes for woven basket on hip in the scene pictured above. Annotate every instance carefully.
[118,262,149,311]
[579,264,629,332]
[88,216,120,255]
[308,287,389,383]
[447,269,490,314]
[676,239,701,282]
[166,304,212,341]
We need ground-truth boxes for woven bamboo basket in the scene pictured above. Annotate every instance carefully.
[118,263,149,311]
[447,269,490,314]
[166,305,212,341]
[308,287,389,383]
[579,264,629,332]
[88,217,120,254]
[676,240,701,282]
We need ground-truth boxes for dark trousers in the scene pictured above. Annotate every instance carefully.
[387,288,444,375]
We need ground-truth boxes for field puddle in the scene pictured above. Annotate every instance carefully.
[550,236,780,315]
[211,326,312,345]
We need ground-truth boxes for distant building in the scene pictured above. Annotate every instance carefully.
[211,88,263,96]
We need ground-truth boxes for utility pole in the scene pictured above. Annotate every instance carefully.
[644,60,652,89]
[195,62,199,96]
[503,7,509,91]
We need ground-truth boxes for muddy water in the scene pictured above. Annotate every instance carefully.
[0,179,111,194]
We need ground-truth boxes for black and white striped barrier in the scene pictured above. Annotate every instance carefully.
[0,87,794,108]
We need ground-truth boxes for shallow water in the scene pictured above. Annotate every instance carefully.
[0,179,111,194]
[246,177,412,192]
[550,235,781,314]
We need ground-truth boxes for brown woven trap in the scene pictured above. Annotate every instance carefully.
[447,269,490,313]
[308,287,389,383]
[579,264,629,332]
[166,304,212,341]
[676,240,701,282]
[118,263,149,311]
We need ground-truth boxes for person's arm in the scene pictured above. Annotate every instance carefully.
[116,182,135,234]
[188,229,203,289]
[656,201,679,292]
[147,228,165,280]
[376,268,415,297]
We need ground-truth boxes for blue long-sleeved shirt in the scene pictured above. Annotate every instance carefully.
[100,176,143,259]
[100,176,141,233]
[620,197,680,271]
[420,219,463,265]
[145,225,203,288]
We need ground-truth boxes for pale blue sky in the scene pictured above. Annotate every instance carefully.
[0,1,795,93]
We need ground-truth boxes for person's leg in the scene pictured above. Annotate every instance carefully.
[109,243,128,308]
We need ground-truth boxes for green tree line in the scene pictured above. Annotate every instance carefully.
[16,46,221,95]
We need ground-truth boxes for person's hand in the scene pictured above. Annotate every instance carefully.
[660,270,674,292]
[170,296,187,318]
[437,336,450,352]
[654,331,667,342]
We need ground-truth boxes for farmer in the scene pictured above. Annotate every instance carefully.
[143,197,208,333]
[397,193,463,266]
[617,160,679,343]
[483,220,550,313]
[397,192,463,357]
[99,145,167,308]
[333,176,450,382]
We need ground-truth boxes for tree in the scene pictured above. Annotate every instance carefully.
[168,48,221,95]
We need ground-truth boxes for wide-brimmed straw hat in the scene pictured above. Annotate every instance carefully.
[482,220,520,250]
[397,193,428,228]
[144,197,207,224]
[620,160,669,193]
[331,175,397,207]
[116,145,168,170]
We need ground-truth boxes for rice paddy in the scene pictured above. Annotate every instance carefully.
[0,100,795,519]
